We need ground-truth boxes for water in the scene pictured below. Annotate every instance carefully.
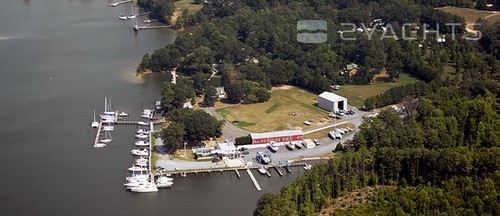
[0,1,302,215]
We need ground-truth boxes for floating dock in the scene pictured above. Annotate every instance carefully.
[94,122,103,146]
[137,25,172,30]
[273,164,284,176]
[246,169,261,191]
[234,169,241,178]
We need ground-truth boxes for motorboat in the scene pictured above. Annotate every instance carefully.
[138,121,148,126]
[128,165,148,172]
[180,172,187,178]
[137,129,149,134]
[141,114,151,118]
[100,130,112,143]
[269,141,279,152]
[256,151,271,164]
[286,142,295,150]
[102,125,114,131]
[131,149,149,156]
[129,182,158,193]
[119,15,128,20]
[136,161,148,167]
[156,181,173,188]
[109,3,119,7]
[91,110,99,128]
[135,157,148,164]
[126,175,149,182]
[127,14,136,19]
[124,179,148,188]
[144,19,151,23]
[135,134,148,139]
[258,166,266,175]
[93,143,106,148]
[118,112,128,117]
[135,140,149,147]
[295,142,303,149]
[303,164,313,170]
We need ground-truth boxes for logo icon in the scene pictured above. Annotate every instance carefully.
[297,20,328,43]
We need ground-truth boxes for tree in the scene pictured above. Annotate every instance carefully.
[192,72,209,95]
[150,47,181,72]
[182,110,224,141]
[203,87,217,107]
[161,122,185,150]
[137,53,150,73]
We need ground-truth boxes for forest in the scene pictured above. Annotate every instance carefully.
[135,0,495,108]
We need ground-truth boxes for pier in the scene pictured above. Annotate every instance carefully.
[273,164,284,176]
[94,122,103,146]
[246,169,261,191]
[234,169,241,178]
[115,120,165,125]
[109,0,132,7]
[136,25,172,30]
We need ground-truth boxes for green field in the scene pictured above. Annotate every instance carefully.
[175,0,203,14]
[216,86,336,132]
[335,73,418,108]
[437,7,499,24]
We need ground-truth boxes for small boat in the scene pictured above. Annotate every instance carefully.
[303,164,313,170]
[286,142,295,150]
[258,166,266,175]
[135,134,148,139]
[100,130,112,143]
[180,172,187,178]
[127,14,136,19]
[269,142,279,152]
[295,142,303,149]
[129,183,158,193]
[144,19,151,23]
[91,110,99,128]
[136,161,148,167]
[137,129,149,134]
[141,114,151,118]
[126,175,149,182]
[138,121,148,126]
[118,112,128,117]
[109,3,119,7]
[119,15,128,20]
[135,140,149,147]
[93,143,106,148]
[128,165,148,172]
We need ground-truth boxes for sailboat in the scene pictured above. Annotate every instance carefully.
[128,4,136,19]
[91,110,99,128]
[100,130,112,143]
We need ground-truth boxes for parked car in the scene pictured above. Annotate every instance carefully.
[313,139,321,146]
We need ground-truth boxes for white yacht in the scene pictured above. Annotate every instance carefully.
[135,134,148,139]
[119,15,128,20]
[131,149,149,156]
[127,14,136,19]
[135,140,149,147]
[93,143,106,148]
[135,157,148,164]
[136,161,148,167]
[137,129,149,134]
[128,165,148,172]
[129,183,158,193]
[118,112,128,117]
[102,125,114,131]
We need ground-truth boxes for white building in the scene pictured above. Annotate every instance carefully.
[318,92,348,112]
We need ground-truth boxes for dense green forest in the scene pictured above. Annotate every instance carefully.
[137,0,495,108]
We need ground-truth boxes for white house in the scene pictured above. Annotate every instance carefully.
[215,87,227,98]
[318,92,348,112]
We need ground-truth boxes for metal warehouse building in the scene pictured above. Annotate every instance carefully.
[318,92,348,112]
[250,130,304,145]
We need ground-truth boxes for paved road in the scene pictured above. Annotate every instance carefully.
[203,107,250,141]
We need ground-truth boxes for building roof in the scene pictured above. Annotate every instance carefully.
[183,101,193,109]
[250,130,303,139]
[217,142,237,152]
[346,63,359,70]
[318,92,347,102]
[215,87,226,95]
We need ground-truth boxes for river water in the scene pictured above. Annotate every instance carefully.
[0,1,302,215]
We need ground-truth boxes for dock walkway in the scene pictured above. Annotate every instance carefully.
[246,169,261,191]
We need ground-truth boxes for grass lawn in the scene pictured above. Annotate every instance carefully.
[335,73,418,108]
[216,86,336,132]
[175,0,203,14]
[437,7,498,24]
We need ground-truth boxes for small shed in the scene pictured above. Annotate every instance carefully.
[318,92,348,112]
[183,101,193,109]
